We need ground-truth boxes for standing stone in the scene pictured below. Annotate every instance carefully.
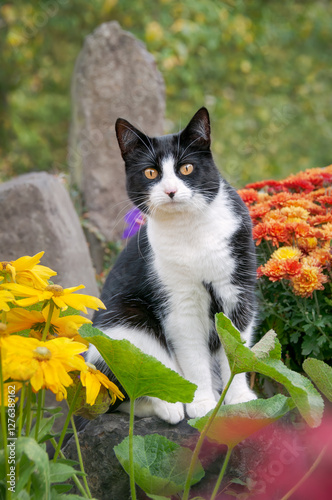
[0,172,99,298]
[69,21,165,257]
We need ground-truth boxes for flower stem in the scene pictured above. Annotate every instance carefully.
[50,437,89,498]
[209,447,233,500]
[24,384,33,436]
[71,414,92,499]
[34,388,45,441]
[313,290,320,316]
[18,383,26,438]
[129,397,137,500]
[41,300,55,341]
[53,381,82,462]
[182,371,235,500]
[279,444,328,500]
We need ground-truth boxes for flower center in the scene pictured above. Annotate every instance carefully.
[33,346,52,360]
[45,284,64,296]
[0,261,10,270]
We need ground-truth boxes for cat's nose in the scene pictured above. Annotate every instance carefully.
[166,190,176,199]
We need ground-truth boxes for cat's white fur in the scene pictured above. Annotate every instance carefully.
[87,155,256,424]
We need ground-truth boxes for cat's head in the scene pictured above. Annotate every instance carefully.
[115,107,220,216]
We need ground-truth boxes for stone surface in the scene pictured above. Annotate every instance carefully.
[63,412,263,500]
[0,172,99,298]
[69,21,165,253]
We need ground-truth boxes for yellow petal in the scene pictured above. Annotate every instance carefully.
[12,252,44,271]
[30,365,44,392]
[84,371,101,405]
[62,293,106,312]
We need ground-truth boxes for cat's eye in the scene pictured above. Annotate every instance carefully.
[144,168,159,180]
[179,164,194,176]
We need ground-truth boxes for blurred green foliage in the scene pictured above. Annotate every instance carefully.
[1,0,331,186]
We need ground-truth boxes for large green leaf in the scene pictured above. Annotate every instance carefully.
[16,437,50,499]
[114,434,204,496]
[79,324,197,403]
[188,394,295,448]
[303,358,332,402]
[216,313,324,427]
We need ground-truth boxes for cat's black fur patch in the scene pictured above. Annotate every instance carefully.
[93,226,170,352]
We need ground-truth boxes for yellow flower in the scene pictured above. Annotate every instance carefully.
[0,382,22,406]
[4,283,106,314]
[80,362,125,406]
[271,246,302,261]
[5,305,92,339]
[0,252,56,288]
[1,336,88,397]
[0,289,15,312]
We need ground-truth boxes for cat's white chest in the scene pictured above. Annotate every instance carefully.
[147,187,239,287]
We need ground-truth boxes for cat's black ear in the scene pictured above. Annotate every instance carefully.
[115,118,146,158]
[181,107,211,150]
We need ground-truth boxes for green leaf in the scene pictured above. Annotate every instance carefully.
[16,491,30,500]
[216,313,324,427]
[30,415,56,443]
[251,329,281,360]
[15,454,36,493]
[146,495,172,500]
[188,394,295,448]
[49,462,81,483]
[51,483,73,493]
[303,358,332,402]
[114,434,204,496]
[79,323,197,403]
[16,437,50,499]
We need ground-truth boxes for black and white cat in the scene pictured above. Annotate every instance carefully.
[87,107,257,424]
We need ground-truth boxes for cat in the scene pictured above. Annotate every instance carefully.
[86,107,257,424]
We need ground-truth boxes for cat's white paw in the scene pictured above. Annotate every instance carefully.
[224,389,257,406]
[186,398,217,419]
[153,400,185,424]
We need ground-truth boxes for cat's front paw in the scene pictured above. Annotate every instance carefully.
[186,399,217,419]
[153,400,185,425]
[224,389,257,406]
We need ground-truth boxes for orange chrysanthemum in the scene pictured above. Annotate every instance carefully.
[238,188,259,205]
[280,205,310,221]
[265,220,290,247]
[258,259,286,282]
[297,237,318,252]
[291,265,328,297]
[252,223,268,245]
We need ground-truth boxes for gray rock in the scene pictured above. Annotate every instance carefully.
[0,172,99,298]
[63,412,262,500]
[68,21,165,261]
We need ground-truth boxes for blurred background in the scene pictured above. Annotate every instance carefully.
[1,0,331,188]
